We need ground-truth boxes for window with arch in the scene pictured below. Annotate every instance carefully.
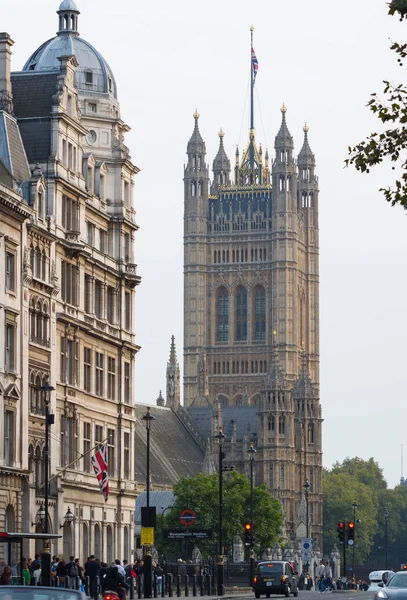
[216,287,229,342]
[268,416,275,432]
[309,469,314,493]
[30,298,50,347]
[254,286,266,341]
[235,286,247,341]
[280,466,285,489]
[308,422,314,444]
[269,466,273,489]
[279,416,285,435]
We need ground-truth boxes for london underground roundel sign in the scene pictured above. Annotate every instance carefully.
[180,509,196,527]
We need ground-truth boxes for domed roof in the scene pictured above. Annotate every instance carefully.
[22,2,118,100]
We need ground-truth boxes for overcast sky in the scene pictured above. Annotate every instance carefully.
[7,0,407,489]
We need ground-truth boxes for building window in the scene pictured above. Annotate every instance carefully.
[254,286,266,341]
[4,411,14,466]
[61,415,76,466]
[85,70,93,84]
[308,423,315,443]
[235,286,247,341]
[84,275,93,314]
[124,233,130,261]
[5,323,16,371]
[95,424,103,447]
[268,416,275,431]
[124,432,130,480]
[60,337,78,385]
[216,287,229,342]
[84,347,92,392]
[5,251,15,292]
[61,196,78,230]
[95,281,104,319]
[86,222,95,246]
[269,466,273,489]
[38,190,45,220]
[124,181,130,207]
[124,362,130,403]
[309,469,314,493]
[95,352,104,396]
[125,292,131,331]
[30,298,50,347]
[278,416,285,435]
[83,422,91,473]
[61,261,78,306]
[107,287,116,325]
[99,230,106,253]
[107,429,115,477]
[280,466,285,489]
[107,357,116,400]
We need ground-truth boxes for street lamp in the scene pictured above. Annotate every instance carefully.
[141,406,154,599]
[216,427,226,596]
[384,509,389,569]
[248,442,256,586]
[40,381,54,587]
[32,503,46,528]
[352,499,358,584]
[60,507,75,529]
[303,480,310,576]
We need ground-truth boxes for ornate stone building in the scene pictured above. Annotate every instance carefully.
[0,0,140,562]
[182,91,323,542]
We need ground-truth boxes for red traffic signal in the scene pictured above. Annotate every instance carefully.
[245,523,252,531]
[348,521,355,529]
[338,522,345,530]
[337,522,345,542]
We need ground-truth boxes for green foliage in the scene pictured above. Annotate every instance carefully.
[388,0,407,20]
[345,31,407,207]
[157,472,283,558]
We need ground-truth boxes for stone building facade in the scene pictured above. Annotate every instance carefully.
[0,0,140,563]
[181,101,323,544]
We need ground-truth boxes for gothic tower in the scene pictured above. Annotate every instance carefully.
[166,335,180,409]
[182,34,322,543]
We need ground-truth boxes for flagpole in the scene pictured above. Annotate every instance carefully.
[250,25,254,173]
[45,438,109,485]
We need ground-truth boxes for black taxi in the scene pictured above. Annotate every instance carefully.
[253,561,299,598]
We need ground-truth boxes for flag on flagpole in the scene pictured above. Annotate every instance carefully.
[91,442,109,502]
[251,47,259,83]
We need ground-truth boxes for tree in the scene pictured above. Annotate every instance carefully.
[157,471,283,558]
[346,2,407,207]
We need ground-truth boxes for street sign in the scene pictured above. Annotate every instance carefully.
[141,527,154,546]
[302,538,312,562]
[179,509,196,527]
[164,528,212,541]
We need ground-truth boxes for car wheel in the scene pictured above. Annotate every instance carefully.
[255,593,260,598]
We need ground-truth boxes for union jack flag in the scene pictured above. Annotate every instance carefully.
[251,47,259,82]
[91,442,109,502]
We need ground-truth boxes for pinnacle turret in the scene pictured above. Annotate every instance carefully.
[156,390,165,407]
[166,335,180,409]
[298,123,315,167]
[211,128,231,193]
[187,109,206,156]
[274,103,294,150]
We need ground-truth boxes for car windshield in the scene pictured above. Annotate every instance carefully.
[388,575,407,588]
[258,564,282,575]
[0,590,82,600]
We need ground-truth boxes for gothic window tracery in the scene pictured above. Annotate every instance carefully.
[279,416,285,435]
[216,287,229,342]
[310,469,314,492]
[280,466,285,488]
[269,466,273,489]
[254,285,266,341]
[235,286,247,341]
[308,422,314,443]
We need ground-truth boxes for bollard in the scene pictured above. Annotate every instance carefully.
[85,576,90,597]
[137,574,142,600]
[96,575,101,600]
[161,574,165,598]
[176,574,181,597]
[128,576,134,600]
[184,575,189,598]
[167,573,173,598]
[199,575,204,597]
[154,574,158,598]
[205,574,211,596]
[192,575,197,597]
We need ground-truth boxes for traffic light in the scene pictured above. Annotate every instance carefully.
[348,521,355,543]
[337,522,345,543]
[244,523,252,545]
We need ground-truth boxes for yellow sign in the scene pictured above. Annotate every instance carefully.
[141,527,154,546]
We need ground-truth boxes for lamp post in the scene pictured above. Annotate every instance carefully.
[248,442,256,586]
[303,480,310,576]
[216,427,226,596]
[142,406,154,599]
[40,381,55,587]
[352,499,358,584]
[384,509,389,569]
[60,507,75,529]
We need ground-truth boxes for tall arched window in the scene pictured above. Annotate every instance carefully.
[309,469,314,493]
[279,416,285,435]
[269,466,273,489]
[308,423,314,444]
[280,466,285,489]
[216,287,229,342]
[254,286,266,341]
[235,286,247,341]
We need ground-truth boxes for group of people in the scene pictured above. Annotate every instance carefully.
[315,560,336,592]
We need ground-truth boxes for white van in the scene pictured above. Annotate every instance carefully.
[368,570,395,591]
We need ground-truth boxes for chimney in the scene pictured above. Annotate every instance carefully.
[0,32,14,113]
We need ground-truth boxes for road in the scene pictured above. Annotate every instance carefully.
[206,592,371,600]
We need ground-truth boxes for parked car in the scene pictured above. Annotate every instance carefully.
[253,561,299,598]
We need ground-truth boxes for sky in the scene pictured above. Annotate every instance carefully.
[6,0,407,489]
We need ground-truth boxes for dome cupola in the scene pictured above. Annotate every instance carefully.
[57,0,80,36]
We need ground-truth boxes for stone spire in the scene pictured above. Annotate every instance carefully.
[211,128,231,193]
[187,109,206,156]
[292,353,317,401]
[274,104,294,150]
[202,438,216,475]
[166,335,180,409]
[156,390,165,407]
[298,123,315,167]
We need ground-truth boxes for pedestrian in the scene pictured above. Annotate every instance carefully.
[56,559,66,588]
[324,561,335,591]
[30,554,41,585]
[115,559,126,578]
[0,565,12,585]
[100,563,109,593]
[316,560,326,593]
[66,556,79,589]
[154,563,163,595]
[21,559,31,585]
[85,555,101,600]
[104,564,128,600]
